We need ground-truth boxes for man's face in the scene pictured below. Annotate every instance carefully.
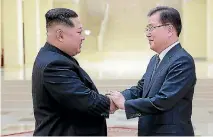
[59,17,85,56]
[145,12,170,53]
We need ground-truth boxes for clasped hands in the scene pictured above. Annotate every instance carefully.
[106,91,125,114]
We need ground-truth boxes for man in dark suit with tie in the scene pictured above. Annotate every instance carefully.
[109,6,197,136]
[32,8,117,136]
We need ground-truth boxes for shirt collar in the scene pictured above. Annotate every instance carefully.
[159,41,180,61]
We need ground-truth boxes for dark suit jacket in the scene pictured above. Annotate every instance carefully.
[122,44,196,136]
[32,42,110,136]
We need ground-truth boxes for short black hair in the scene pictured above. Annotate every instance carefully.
[45,8,78,29]
[148,6,182,36]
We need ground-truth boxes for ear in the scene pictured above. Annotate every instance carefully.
[56,29,63,42]
[168,25,173,37]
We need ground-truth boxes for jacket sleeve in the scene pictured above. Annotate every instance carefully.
[124,56,196,119]
[43,60,110,118]
[121,76,145,100]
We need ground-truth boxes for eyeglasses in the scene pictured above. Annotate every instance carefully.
[145,24,171,33]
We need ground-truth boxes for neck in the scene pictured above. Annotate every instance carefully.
[157,37,178,54]
[47,38,60,49]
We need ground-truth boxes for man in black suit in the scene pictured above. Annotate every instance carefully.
[32,8,117,136]
[109,6,197,136]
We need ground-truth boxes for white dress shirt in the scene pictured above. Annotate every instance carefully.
[158,41,180,63]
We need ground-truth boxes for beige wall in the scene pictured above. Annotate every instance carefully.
[2,0,24,67]
[182,0,207,59]
[1,0,212,68]
[23,0,40,65]
[103,0,182,52]
[39,0,53,46]
[0,0,2,66]
[104,0,150,52]
[207,0,213,61]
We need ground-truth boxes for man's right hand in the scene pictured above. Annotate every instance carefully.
[107,95,118,114]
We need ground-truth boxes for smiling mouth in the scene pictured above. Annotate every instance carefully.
[149,40,153,44]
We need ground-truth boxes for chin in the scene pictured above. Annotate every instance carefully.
[149,44,154,50]
[78,48,81,53]
[75,50,81,55]
[150,45,157,52]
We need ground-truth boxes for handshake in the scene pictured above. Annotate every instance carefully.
[106,91,126,114]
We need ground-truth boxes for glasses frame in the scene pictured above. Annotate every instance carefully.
[145,24,171,33]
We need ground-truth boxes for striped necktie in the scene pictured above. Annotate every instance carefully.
[151,55,160,80]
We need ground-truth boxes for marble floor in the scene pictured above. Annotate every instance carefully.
[1,57,213,136]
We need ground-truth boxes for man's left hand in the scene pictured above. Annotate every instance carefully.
[108,91,125,110]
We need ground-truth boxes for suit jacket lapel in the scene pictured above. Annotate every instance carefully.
[79,67,93,84]
[69,58,98,92]
[144,44,182,97]
[68,58,95,87]
[79,67,99,92]
[142,55,158,97]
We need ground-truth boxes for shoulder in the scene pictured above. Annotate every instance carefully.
[173,48,195,66]
[168,50,196,73]
[33,49,76,72]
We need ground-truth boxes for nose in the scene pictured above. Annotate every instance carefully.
[145,30,152,38]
